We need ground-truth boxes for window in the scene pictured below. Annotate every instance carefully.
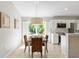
[29,24,45,35]
[29,24,36,34]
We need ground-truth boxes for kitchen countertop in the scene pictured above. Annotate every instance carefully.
[67,32,79,35]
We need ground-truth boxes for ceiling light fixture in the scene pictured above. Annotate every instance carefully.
[31,1,43,24]
[34,1,39,17]
[64,8,68,11]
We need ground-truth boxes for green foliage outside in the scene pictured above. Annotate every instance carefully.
[29,24,45,34]
[37,24,44,34]
[29,24,36,34]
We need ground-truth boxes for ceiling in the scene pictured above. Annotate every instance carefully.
[12,1,79,17]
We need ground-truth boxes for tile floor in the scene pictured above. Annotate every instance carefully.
[7,43,65,58]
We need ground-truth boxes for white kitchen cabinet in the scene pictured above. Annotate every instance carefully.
[51,33,53,43]
[61,35,68,57]
[76,20,79,30]
[53,33,58,44]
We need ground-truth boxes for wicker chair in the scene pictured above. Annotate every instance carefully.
[31,37,42,57]
[42,35,48,53]
[24,35,28,53]
[45,35,48,53]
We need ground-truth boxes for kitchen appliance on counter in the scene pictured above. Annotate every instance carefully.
[68,23,76,33]
[68,28,74,33]
[57,23,66,28]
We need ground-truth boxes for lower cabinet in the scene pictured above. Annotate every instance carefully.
[61,35,68,57]
[52,33,59,44]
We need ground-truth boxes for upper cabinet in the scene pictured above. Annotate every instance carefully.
[76,20,79,30]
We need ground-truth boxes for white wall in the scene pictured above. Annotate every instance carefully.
[45,21,52,43]
[0,1,21,57]
[23,21,30,38]
[0,1,20,17]
[0,29,21,57]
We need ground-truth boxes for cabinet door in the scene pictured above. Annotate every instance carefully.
[61,35,68,57]
[76,20,79,30]
[53,33,58,44]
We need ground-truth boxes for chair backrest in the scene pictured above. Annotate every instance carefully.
[46,35,48,42]
[24,35,27,44]
[32,37,42,52]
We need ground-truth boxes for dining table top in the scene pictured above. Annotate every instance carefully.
[26,35,46,43]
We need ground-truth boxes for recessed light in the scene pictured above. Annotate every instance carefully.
[64,8,68,11]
